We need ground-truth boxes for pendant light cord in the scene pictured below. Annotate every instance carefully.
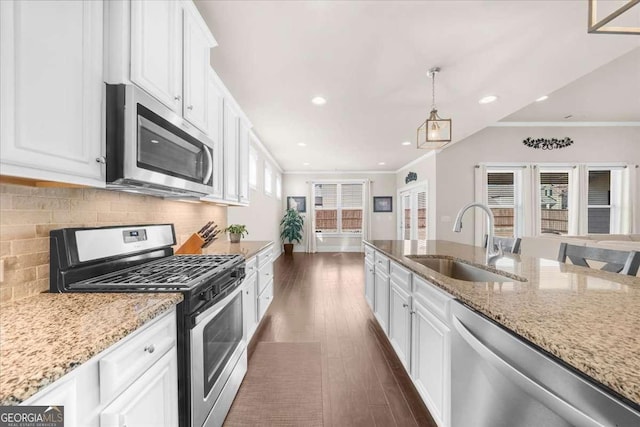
[431,71,436,110]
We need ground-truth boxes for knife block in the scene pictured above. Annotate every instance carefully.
[176,233,205,255]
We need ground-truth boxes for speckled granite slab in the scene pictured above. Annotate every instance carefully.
[202,240,275,259]
[0,292,182,405]
[365,240,640,408]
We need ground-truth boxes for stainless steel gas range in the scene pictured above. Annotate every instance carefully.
[50,224,247,427]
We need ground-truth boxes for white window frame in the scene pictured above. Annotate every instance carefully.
[536,165,576,235]
[264,161,273,196]
[484,167,524,239]
[586,166,625,234]
[314,181,365,236]
[275,174,282,200]
[248,146,258,190]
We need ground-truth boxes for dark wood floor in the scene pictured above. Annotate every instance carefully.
[246,252,437,427]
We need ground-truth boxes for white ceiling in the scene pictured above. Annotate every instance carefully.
[500,47,640,122]
[195,1,640,172]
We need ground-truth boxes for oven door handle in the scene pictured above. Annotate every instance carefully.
[192,282,243,328]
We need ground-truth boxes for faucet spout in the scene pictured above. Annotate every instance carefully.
[452,202,502,265]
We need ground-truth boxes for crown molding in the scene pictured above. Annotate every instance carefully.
[491,121,640,127]
[249,131,283,173]
[395,149,439,174]
[283,170,396,175]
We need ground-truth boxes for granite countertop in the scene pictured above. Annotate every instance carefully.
[0,292,183,405]
[202,240,274,260]
[364,240,640,407]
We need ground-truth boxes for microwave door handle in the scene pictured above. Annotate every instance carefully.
[203,146,213,184]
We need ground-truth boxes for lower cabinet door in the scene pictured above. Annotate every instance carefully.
[411,299,451,427]
[364,259,375,310]
[243,273,258,342]
[100,348,178,427]
[373,270,390,334]
[257,279,274,321]
[389,282,412,371]
[26,376,78,427]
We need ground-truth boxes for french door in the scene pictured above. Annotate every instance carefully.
[399,185,428,240]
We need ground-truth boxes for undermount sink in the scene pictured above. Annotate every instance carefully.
[407,256,523,283]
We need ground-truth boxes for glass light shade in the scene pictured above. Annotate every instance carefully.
[417,109,451,149]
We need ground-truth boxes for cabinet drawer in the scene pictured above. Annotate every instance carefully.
[245,256,257,277]
[390,261,412,293]
[413,276,452,322]
[99,310,176,404]
[258,261,274,293]
[374,252,390,274]
[258,280,274,320]
[257,247,274,267]
[364,245,375,262]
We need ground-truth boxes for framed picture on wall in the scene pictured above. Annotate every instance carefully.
[373,196,392,213]
[287,196,307,213]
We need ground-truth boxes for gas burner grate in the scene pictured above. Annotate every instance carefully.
[74,254,242,288]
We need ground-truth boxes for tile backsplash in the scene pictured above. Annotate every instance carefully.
[0,182,226,302]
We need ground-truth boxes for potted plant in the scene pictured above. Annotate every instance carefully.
[280,208,304,255]
[225,224,248,243]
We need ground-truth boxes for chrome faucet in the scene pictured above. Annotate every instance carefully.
[453,202,503,265]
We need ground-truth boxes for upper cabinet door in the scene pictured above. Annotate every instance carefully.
[238,122,251,204]
[0,0,104,186]
[183,4,213,132]
[223,100,239,202]
[130,0,182,113]
[206,70,224,200]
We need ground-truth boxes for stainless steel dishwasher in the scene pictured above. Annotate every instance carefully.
[450,301,640,427]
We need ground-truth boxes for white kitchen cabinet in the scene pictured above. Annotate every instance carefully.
[21,309,178,427]
[238,121,251,204]
[257,279,274,320]
[411,297,451,427]
[206,69,224,199]
[0,0,105,187]
[389,281,412,372]
[130,0,182,113]
[242,268,258,343]
[374,268,390,335]
[100,349,178,427]
[182,2,215,132]
[364,258,375,311]
[223,100,240,202]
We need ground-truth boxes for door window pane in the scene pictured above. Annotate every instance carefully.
[540,172,569,234]
[417,191,427,240]
[588,170,611,233]
[487,172,514,237]
[402,194,411,239]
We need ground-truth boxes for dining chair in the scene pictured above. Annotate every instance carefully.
[557,243,640,275]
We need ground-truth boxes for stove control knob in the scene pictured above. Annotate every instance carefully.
[199,290,210,301]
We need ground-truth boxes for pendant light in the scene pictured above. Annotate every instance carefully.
[417,67,451,149]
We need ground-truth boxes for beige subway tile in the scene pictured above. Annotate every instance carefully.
[52,210,97,224]
[0,184,33,196]
[3,267,36,285]
[0,286,11,303]
[69,199,111,212]
[97,211,129,223]
[14,252,49,269]
[83,188,120,201]
[0,225,36,241]
[0,193,12,209]
[12,195,71,210]
[0,210,51,225]
[36,264,50,279]
[11,238,48,255]
[36,224,66,237]
[32,187,84,199]
[110,201,130,212]
[0,241,10,257]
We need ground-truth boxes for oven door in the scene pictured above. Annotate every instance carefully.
[190,285,245,427]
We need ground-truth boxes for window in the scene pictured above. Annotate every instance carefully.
[249,147,257,189]
[275,174,282,200]
[539,170,570,234]
[587,168,623,234]
[314,183,363,234]
[487,171,517,237]
[399,186,428,240]
[264,162,273,196]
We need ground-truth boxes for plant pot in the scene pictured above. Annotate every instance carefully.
[229,233,241,243]
[283,243,294,255]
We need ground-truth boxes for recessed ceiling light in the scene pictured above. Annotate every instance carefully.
[378,162,386,166]
[536,95,549,102]
[401,141,411,146]
[478,95,498,104]
[297,142,307,147]
[311,96,326,105]
[303,162,310,166]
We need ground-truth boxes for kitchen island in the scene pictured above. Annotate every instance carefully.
[364,240,640,409]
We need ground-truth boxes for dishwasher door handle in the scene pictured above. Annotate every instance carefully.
[452,316,604,427]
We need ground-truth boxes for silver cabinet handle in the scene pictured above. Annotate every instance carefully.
[95,156,106,164]
[410,310,416,315]
[187,105,194,110]
[144,345,155,354]
[402,303,409,308]
[174,95,182,101]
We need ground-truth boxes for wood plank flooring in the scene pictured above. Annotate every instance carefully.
[243,252,437,427]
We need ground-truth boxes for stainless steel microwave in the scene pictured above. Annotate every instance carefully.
[105,84,215,198]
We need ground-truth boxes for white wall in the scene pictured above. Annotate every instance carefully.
[227,142,283,255]
[282,172,397,252]
[395,152,438,240]
[435,126,640,245]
